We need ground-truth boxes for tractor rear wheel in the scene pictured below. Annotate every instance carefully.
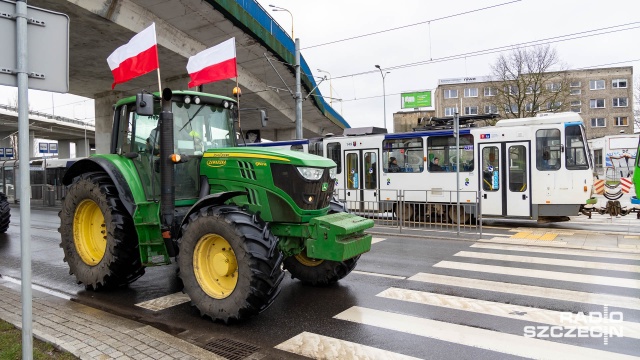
[283,199,361,286]
[59,172,145,290]
[177,205,284,323]
[0,192,10,233]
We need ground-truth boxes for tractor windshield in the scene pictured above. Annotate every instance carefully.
[172,102,236,155]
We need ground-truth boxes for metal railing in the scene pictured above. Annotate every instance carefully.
[334,188,482,237]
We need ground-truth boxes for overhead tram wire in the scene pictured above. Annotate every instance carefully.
[301,0,523,50]
[329,22,640,80]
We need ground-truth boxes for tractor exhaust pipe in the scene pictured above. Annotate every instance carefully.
[159,88,175,238]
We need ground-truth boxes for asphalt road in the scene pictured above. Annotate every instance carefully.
[1,207,639,359]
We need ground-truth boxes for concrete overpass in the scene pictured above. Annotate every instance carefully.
[0,104,95,158]
[25,0,348,153]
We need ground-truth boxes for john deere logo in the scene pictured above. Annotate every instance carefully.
[322,182,328,191]
[206,160,227,168]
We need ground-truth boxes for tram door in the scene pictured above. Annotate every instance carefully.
[344,149,379,211]
[479,142,531,217]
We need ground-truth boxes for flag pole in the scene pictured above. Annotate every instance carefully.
[157,68,162,95]
[235,76,240,128]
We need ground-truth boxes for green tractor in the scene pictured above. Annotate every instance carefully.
[58,89,373,322]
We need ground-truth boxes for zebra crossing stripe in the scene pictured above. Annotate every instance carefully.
[433,261,640,289]
[470,243,640,261]
[134,292,190,311]
[376,287,640,340]
[453,251,640,273]
[408,273,640,310]
[275,332,421,360]
[372,237,386,244]
[334,306,636,360]
[351,270,406,280]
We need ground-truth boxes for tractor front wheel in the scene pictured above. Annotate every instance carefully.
[59,172,144,290]
[177,205,284,323]
[283,198,360,286]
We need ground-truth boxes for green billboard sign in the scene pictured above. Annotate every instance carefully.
[401,90,432,109]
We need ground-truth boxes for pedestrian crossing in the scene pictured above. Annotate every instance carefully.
[277,241,640,359]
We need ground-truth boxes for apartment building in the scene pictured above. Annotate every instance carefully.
[434,66,633,139]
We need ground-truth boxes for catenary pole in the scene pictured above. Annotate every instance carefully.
[295,38,302,139]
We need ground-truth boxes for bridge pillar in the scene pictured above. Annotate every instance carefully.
[94,92,124,154]
[76,139,91,158]
[57,140,71,158]
[260,128,296,141]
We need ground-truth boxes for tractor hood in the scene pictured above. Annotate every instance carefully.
[202,147,336,168]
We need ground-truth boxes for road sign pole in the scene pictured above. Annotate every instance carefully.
[15,0,33,358]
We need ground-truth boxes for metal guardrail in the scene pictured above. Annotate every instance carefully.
[0,104,94,129]
[334,189,482,237]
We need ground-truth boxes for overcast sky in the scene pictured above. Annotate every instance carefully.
[0,0,637,132]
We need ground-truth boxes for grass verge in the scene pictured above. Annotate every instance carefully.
[0,319,77,359]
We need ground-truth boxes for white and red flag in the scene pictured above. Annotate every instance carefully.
[187,38,237,88]
[107,23,159,89]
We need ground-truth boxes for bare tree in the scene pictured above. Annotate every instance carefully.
[489,45,570,119]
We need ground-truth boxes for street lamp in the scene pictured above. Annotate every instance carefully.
[374,65,390,130]
[317,68,332,106]
[269,5,294,39]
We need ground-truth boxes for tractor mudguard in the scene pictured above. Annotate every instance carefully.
[63,157,137,216]
[178,191,248,234]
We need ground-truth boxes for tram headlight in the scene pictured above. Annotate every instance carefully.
[296,166,323,181]
[329,167,337,179]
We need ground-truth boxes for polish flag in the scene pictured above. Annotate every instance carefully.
[107,23,159,89]
[187,38,237,88]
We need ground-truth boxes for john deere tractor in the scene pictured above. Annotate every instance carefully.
[58,89,373,322]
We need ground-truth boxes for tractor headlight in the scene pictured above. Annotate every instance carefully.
[329,167,337,179]
[296,166,324,181]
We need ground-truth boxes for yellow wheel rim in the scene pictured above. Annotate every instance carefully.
[73,199,107,266]
[193,234,238,299]
[294,251,324,267]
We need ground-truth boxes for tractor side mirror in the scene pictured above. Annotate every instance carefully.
[260,109,268,127]
[136,93,154,116]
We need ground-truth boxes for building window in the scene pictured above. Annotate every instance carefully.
[570,89,581,95]
[464,88,478,97]
[547,101,562,111]
[547,83,561,92]
[589,80,605,90]
[444,107,457,116]
[505,85,518,95]
[589,99,605,108]
[484,105,498,114]
[570,81,581,87]
[590,118,606,127]
[570,100,581,106]
[571,107,581,113]
[444,89,458,99]
[464,106,478,115]
[504,104,518,113]
[614,117,628,126]
[484,87,497,96]
[612,97,628,107]
[612,79,627,88]
[525,85,539,94]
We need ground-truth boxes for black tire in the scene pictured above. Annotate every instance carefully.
[283,198,361,286]
[0,192,10,233]
[177,205,284,323]
[58,172,145,290]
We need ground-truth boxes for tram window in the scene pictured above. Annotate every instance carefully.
[326,142,341,174]
[482,146,499,191]
[346,153,359,189]
[309,140,323,157]
[382,138,423,173]
[364,152,377,189]
[536,129,561,171]
[508,145,527,192]
[427,134,474,172]
[565,125,589,170]
[290,144,304,152]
